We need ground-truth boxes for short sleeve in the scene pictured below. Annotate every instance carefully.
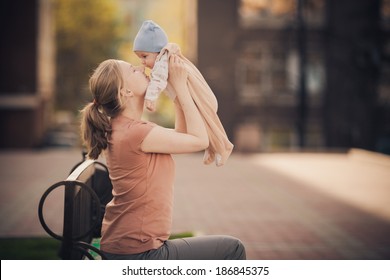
[127,121,156,153]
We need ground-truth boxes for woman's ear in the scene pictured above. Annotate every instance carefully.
[120,88,134,97]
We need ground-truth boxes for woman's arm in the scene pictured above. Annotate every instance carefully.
[141,55,208,154]
[174,97,187,133]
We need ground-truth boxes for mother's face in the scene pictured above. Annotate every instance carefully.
[118,61,149,97]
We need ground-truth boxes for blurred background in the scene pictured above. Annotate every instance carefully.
[1,0,390,260]
[1,0,389,153]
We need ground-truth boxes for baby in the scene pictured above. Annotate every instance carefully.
[133,20,171,112]
[133,20,233,166]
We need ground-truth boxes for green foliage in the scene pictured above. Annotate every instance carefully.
[0,238,61,260]
[54,0,125,112]
[0,234,194,259]
[169,232,194,239]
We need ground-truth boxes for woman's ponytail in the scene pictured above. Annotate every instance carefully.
[80,102,111,159]
[80,59,124,159]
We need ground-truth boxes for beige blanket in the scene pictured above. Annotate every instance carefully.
[158,43,233,166]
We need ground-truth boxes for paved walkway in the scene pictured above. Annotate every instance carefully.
[1,148,390,260]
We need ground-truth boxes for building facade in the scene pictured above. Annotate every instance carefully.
[0,0,55,148]
[197,0,389,153]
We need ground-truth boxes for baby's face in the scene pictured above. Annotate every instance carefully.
[135,51,159,69]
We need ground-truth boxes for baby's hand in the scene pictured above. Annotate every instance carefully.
[145,99,157,112]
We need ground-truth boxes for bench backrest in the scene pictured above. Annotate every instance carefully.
[61,160,113,260]
[61,160,98,259]
[38,158,113,260]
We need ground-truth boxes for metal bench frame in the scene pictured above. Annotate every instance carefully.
[38,157,111,260]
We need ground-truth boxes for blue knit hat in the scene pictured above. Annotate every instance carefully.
[133,20,168,53]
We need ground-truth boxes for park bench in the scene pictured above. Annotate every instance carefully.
[38,152,113,260]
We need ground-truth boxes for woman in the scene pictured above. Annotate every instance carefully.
[80,55,246,260]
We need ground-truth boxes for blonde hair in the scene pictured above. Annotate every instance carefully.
[80,59,124,159]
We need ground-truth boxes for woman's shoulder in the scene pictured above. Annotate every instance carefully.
[130,119,156,131]
[112,116,157,147]
[115,116,156,130]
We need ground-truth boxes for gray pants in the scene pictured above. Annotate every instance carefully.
[103,235,246,260]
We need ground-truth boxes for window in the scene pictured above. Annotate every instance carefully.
[287,50,325,95]
[236,45,291,104]
[239,0,325,28]
[237,44,325,105]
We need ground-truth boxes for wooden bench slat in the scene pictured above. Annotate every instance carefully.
[66,159,95,181]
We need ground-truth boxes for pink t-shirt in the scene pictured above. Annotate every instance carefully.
[100,115,175,254]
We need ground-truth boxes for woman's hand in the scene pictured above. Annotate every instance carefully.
[168,55,188,89]
[141,55,209,155]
